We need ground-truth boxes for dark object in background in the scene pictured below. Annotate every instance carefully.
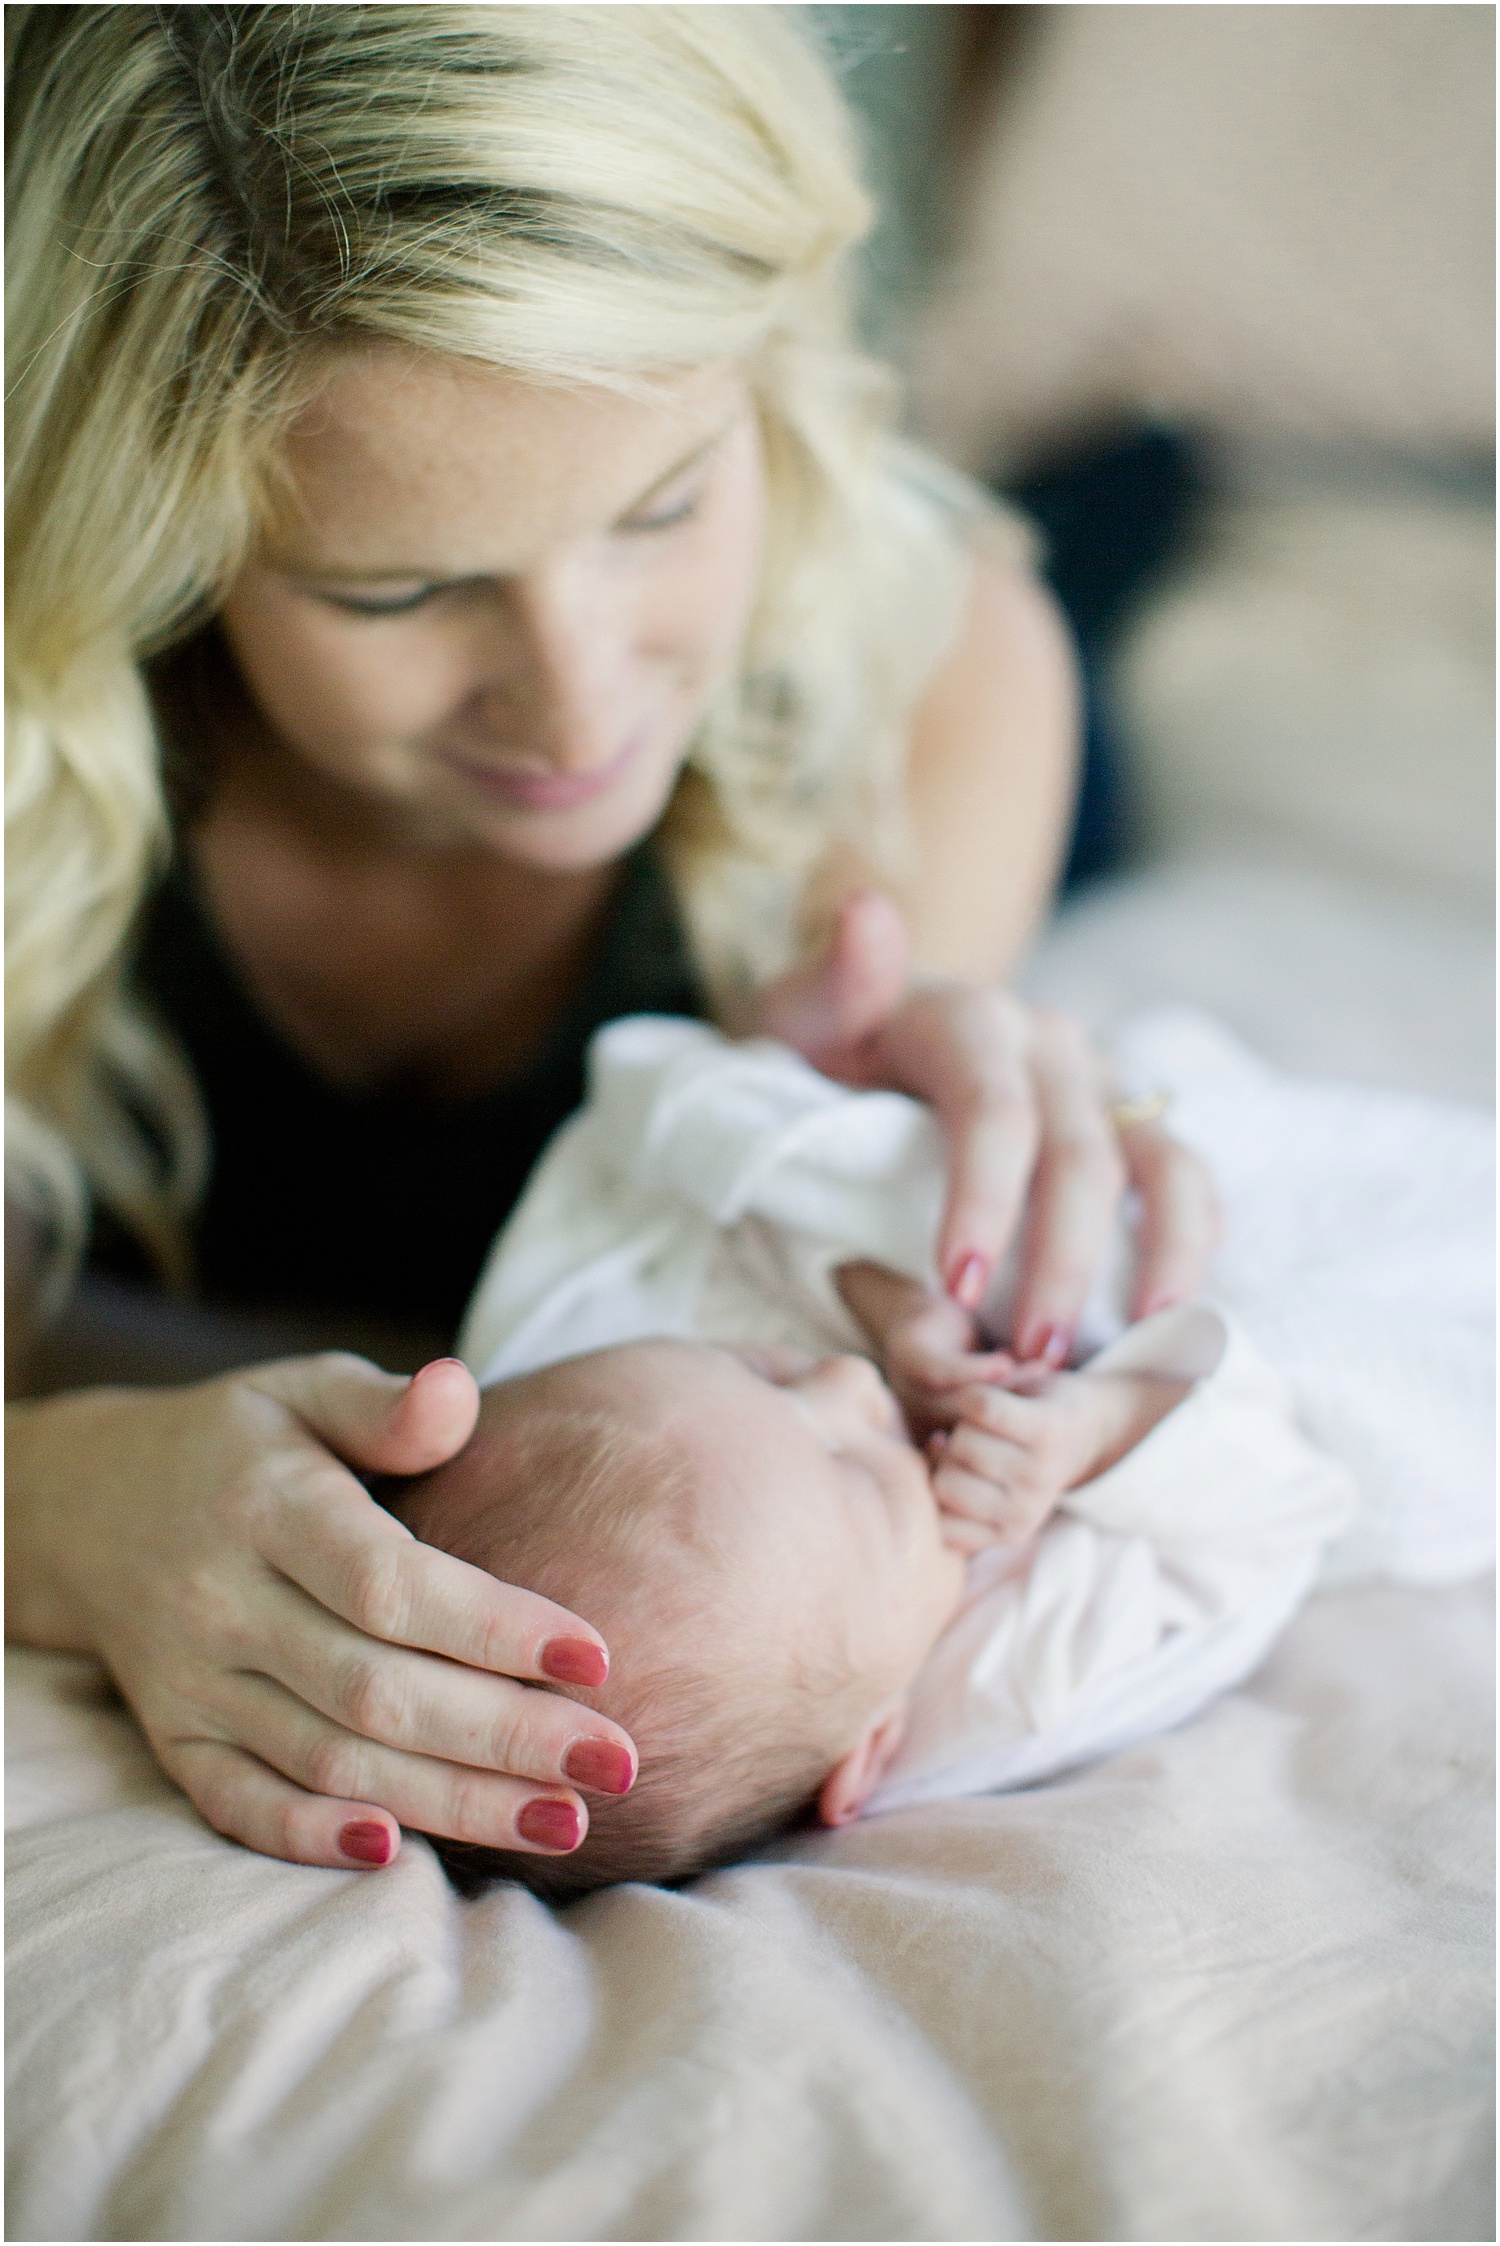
[814,11,1205,890]
[1004,424,1206,885]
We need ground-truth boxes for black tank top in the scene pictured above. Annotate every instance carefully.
[103,845,706,1336]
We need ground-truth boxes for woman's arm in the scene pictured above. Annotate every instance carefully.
[801,550,1079,982]
[23,1269,451,1394]
[759,550,1220,1358]
[900,548,1081,979]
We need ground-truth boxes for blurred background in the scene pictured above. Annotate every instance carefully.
[817,2,1494,1102]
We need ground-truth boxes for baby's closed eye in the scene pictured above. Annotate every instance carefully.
[733,1344,819,1384]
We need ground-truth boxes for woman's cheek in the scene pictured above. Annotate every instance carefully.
[234,605,461,772]
[669,420,766,685]
[304,625,458,749]
[667,504,764,695]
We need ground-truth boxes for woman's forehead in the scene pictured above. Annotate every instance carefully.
[266,347,748,570]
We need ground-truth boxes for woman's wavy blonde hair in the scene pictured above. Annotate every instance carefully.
[6,3,987,1304]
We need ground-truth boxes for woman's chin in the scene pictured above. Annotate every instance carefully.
[461,763,682,872]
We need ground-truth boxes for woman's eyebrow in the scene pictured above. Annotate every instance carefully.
[616,413,741,518]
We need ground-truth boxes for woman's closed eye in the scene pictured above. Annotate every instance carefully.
[315,582,449,618]
[616,481,704,536]
[306,482,704,618]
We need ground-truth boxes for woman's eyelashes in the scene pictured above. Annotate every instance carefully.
[313,489,704,617]
[319,584,443,617]
[618,486,702,535]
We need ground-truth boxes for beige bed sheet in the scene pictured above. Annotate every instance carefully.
[7,858,1494,2243]
[7,1575,1491,2242]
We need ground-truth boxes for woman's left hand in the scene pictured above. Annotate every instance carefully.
[754,892,1220,1363]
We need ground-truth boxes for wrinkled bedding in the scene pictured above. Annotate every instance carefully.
[7,854,1494,2243]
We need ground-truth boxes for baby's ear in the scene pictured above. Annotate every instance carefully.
[817,1702,907,1828]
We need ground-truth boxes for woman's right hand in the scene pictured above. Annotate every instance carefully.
[4,1353,637,1869]
[757,892,1221,1354]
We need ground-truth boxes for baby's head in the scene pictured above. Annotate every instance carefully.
[395,1340,965,1900]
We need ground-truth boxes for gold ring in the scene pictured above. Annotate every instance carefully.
[1108,1090,1172,1132]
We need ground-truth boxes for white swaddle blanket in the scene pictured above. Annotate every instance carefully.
[1109,1010,1495,1585]
[457,1010,1491,1809]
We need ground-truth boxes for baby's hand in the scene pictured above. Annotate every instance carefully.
[877,1289,1014,1441]
[929,1368,1096,1552]
[931,1367,1191,1554]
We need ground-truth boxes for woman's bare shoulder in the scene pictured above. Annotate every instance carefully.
[901,546,1081,981]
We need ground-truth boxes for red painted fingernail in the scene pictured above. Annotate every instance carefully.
[517,1799,583,1851]
[947,1252,988,1310]
[563,1738,635,1795]
[1020,1322,1073,1367]
[1039,1323,1073,1368]
[339,1820,394,1866]
[541,1637,609,1688]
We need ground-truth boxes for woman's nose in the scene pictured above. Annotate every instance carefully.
[471,568,625,773]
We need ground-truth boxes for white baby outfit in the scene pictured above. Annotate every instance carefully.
[459,1013,1493,1815]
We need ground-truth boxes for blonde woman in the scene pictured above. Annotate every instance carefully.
[6,6,1216,1873]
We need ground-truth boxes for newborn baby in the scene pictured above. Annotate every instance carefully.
[393,1017,1365,1899]
[397,1336,974,1896]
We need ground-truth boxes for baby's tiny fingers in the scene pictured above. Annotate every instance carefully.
[932,1451,1014,1523]
[936,1459,1053,1546]
[939,1512,1001,1558]
[946,1419,1067,1524]
[938,1482,1041,1554]
[935,1460,1032,1543]
[954,1383,1041,1437]
[932,1421,1026,1498]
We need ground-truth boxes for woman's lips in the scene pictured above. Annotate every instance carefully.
[440,729,644,812]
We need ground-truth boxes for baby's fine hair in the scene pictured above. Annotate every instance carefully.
[397,1378,861,1903]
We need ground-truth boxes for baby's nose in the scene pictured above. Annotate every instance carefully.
[810,1353,898,1426]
